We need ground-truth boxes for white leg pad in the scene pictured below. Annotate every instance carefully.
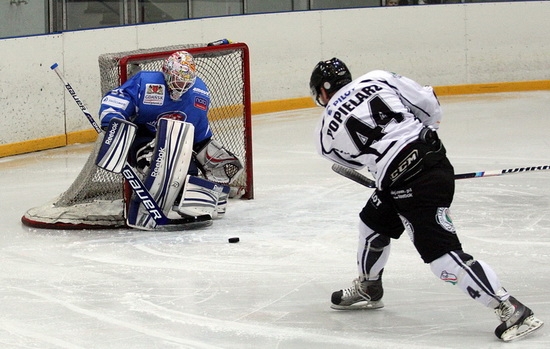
[126,118,194,229]
[175,175,230,219]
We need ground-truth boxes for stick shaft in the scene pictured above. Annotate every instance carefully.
[50,63,102,134]
[332,163,550,189]
[454,165,550,180]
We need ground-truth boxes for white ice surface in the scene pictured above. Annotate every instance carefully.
[1,91,550,348]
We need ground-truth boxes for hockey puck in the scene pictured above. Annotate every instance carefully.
[228,237,240,243]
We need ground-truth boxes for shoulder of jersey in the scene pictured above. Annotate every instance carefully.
[136,71,164,80]
[191,78,210,98]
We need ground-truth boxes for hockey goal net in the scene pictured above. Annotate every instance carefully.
[22,42,253,229]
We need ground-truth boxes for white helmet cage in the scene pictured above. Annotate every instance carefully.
[162,51,197,101]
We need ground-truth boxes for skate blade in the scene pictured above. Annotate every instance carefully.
[331,300,384,310]
[500,315,544,342]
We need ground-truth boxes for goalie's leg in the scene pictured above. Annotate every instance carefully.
[126,118,194,230]
[173,175,230,219]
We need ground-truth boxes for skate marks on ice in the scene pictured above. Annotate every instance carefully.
[1,227,439,349]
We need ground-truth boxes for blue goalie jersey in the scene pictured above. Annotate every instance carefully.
[99,71,212,144]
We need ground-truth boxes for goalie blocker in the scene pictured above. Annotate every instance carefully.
[99,117,233,230]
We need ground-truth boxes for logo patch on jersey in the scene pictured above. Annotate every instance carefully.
[436,207,456,233]
[143,84,165,106]
[440,270,458,285]
[390,149,419,181]
[194,96,208,111]
[102,95,129,109]
[157,111,187,122]
[391,188,413,199]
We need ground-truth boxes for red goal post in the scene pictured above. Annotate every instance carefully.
[22,42,253,230]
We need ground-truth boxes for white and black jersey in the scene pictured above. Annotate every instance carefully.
[315,70,442,189]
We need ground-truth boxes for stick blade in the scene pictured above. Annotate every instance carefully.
[331,163,376,188]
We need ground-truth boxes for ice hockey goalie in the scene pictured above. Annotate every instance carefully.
[22,50,244,231]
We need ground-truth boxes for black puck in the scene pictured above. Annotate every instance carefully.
[228,237,240,243]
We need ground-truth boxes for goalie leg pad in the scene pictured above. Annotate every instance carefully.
[96,117,137,173]
[175,175,230,219]
[126,118,194,230]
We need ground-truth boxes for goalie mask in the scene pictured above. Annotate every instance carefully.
[309,57,352,107]
[162,51,197,101]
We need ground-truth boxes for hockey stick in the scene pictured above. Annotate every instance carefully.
[332,164,376,188]
[332,163,550,189]
[51,63,102,133]
[454,165,550,179]
[50,63,168,225]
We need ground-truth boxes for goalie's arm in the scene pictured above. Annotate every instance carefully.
[99,77,141,129]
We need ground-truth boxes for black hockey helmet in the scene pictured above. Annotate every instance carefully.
[309,57,352,107]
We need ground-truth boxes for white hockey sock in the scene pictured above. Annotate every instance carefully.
[430,251,508,308]
[357,221,391,281]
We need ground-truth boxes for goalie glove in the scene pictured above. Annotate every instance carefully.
[195,139,244,185]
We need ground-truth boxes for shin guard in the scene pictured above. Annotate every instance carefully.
[126,118,194,230]
[175,175,230,219]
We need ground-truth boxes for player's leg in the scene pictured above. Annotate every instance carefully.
[173,175,230,219]
[397,157,543,341]
[331,190,402,310]
[430,251,543,341]
[126,119,231,229]
[126,118,195,229]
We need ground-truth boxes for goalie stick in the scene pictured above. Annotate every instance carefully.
[51,63,103,134]
[50,62,168,225]
[332,163,550,189]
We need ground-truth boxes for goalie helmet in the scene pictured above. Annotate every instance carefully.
[162,51,197,101]
[309,57,352,107]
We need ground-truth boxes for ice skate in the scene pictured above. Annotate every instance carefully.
[494,296,544,342]
[331,278,384,310]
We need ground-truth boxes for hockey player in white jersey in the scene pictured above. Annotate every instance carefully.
[310,58,543,341]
